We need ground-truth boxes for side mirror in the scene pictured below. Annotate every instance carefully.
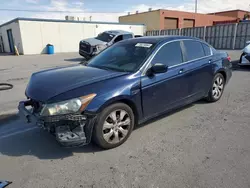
[151,63,168,74]
[146,63,168,76]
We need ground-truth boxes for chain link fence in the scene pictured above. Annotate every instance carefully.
[145,22,250,49]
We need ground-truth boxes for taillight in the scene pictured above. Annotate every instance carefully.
[227,56,231,61]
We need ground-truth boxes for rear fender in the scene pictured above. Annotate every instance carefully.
[215,68,227,81]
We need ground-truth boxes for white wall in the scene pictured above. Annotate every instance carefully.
[0,20,23,54]
[19,20,145,55]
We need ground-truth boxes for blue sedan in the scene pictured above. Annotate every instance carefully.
[19,36,232,149]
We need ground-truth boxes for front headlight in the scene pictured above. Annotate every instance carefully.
[95,44,105,52]
[40,94,96,116]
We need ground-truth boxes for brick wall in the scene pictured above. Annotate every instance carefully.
[159,10,236,29]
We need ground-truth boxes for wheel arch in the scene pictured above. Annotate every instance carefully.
[215,69,227,82]
[97,96,140,125]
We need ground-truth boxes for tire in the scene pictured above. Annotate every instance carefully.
[206,73,225,102]
[93,103,135,149]
[239,53,244,65]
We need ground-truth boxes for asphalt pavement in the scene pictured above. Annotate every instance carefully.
[0,53,82,115]
[1,51,250,188]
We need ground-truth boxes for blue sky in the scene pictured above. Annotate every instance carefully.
[1,0,182,12]
[0,0,249,24]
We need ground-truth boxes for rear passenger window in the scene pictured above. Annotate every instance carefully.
[153,41,183,67]
[183,40,205,61]
[123,34,133,40]
[202,43,211,56]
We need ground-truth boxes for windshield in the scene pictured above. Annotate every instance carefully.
[87,42,156,72]
[95,32,115,42]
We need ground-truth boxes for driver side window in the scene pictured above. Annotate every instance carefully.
[114,35,123,43]
[153,41,183,67]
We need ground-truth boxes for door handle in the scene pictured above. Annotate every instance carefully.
[208,59,212,64]
[179,68,184,74]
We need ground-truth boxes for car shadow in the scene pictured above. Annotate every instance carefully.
[0,114,19,125]
[0,99,209,160]
[0,53,14,56]
[231,60,250,72]
[0,116,103,160]
[64,57,85,62]
[135,101,205,130]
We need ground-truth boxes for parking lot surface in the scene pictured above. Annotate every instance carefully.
[0,53,82,115]
[1,51,250,188]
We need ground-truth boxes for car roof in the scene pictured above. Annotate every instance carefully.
[121,35,203,44]
[105,30,133,35]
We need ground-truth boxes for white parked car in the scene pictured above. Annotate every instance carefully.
[239,41,250,65]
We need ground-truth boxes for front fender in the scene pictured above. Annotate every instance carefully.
[85,91,143,122]
[94,95,137,113]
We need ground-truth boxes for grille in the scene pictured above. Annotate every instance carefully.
[80,42,91,53]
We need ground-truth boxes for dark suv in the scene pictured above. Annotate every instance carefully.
[19,36,232,149]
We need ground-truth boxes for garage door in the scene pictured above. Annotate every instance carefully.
[164,18,178,29]
[183,19,195,28]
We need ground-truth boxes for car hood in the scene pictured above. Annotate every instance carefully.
[25,65,127,102]
[81,38,107,46]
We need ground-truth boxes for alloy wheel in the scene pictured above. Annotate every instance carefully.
[102,109,131,144]
[212,76,224,100]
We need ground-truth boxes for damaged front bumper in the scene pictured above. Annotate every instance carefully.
[18,100,96,147]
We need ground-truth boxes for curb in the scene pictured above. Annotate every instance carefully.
[0,109,18,122]
[0,109,19,125]
[0,109,18,117]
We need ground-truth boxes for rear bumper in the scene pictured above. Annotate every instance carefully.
[226,63,232,84]
[18,100,97,147]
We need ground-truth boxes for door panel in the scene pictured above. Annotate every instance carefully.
[141,40,193,119]
[0,36,4,52]
[182,40,213,100]
[141,64,190,119]
[7,29,14,53]
[186,58,213,99]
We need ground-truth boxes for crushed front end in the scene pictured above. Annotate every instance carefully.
[18,99,96,147]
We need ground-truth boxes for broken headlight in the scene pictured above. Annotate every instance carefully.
[40,94,96,116]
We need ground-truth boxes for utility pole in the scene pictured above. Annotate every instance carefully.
[195,0,198,13]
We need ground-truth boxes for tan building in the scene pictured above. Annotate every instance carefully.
[119,9,244,31]
[208,9,250,19]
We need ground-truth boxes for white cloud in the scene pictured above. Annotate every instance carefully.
[71,1,84,7]
[127,0,250,14]
[30,0,120,22]
[25,0,39,4]
[1,0,250,25]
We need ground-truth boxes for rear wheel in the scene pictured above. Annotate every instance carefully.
[93,103,134,149]
[206,73,225,102]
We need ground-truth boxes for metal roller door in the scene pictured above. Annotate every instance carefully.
[164,17,178,29]
[183,19,195,28]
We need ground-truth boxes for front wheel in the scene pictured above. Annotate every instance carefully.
[206,73,225,102]
[93,103,134,149]
[239,53,244,65]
